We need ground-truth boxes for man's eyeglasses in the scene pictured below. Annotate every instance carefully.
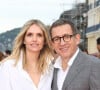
[51,34,76,44]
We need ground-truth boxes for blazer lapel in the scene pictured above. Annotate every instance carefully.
[62,51,84,90]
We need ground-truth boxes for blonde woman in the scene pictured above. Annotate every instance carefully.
[0,19,54,90]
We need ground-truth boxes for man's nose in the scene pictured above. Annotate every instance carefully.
[60,38,65,45]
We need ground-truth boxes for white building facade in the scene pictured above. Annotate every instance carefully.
[87,0,100,54]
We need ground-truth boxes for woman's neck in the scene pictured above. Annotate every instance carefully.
[24,51,40,72]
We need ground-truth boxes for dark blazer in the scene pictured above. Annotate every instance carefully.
[52,50,100,90]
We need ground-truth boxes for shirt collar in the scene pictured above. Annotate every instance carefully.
[54,48,79,69]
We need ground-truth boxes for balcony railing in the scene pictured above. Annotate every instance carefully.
[88,0,100,10]
[86,24,100,33]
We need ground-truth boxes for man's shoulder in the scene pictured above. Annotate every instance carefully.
[77,50,100,63]
[90,52,100,59]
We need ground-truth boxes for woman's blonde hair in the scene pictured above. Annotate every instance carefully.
[7,19,53,73]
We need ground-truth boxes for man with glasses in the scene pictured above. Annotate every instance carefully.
[49,19,100,90]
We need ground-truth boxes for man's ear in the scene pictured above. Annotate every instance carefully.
[75,34,81,45]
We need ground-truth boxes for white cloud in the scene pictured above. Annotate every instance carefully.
[0,0,85,33]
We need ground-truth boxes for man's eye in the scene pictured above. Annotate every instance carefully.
[64,35,69,38]
[54,37,59,41]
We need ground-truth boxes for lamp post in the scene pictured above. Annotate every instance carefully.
[82,13,87,50]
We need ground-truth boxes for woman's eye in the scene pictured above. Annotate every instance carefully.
[26,33,32,36]
[37,33,43,37]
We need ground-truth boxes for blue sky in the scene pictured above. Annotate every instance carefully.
[0,0,85,33]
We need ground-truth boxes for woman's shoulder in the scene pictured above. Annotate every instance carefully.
[0,59,15,71]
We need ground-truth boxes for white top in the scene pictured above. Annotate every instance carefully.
[0,55,54,90]
[54,48,79,90]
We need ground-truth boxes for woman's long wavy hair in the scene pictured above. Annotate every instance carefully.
[6,19,53,73]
